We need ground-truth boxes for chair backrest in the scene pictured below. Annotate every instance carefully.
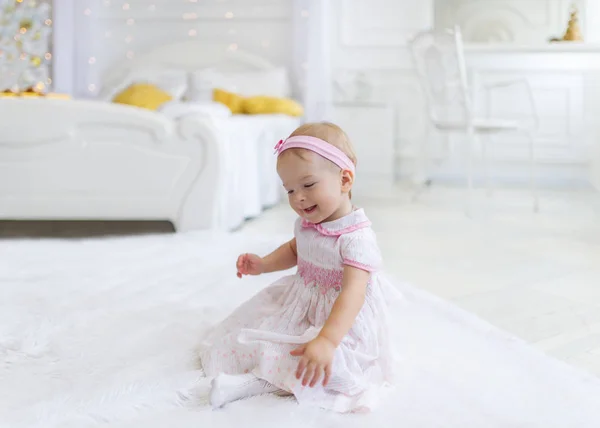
[408,26,472,126]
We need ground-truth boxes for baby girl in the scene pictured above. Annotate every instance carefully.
[199,122,400,413]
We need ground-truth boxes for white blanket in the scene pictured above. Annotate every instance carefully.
[1,232,600,428]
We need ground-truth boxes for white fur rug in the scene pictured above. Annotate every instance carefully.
[1,231,600,428]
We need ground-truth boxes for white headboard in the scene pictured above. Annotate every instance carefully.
[100,41,276,94]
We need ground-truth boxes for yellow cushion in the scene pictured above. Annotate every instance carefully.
[213,88,245,114]
[0,92,70,99]
[113,83,172,110]
[243,95,304,117]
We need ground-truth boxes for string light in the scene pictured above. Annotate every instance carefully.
[225,11,234,19]
[127,18,135,25]
[228,28,237,35]
[88,57,96,64]
[84,8,92,15]
[125,35,133,43]
[126,51,135,59]
[301,10,309,18]
[19,27,27,34]
[122,3,130,10]
[88,84,96,92]
[45,19,52,26]
[228,43,238,51]
[47,77,52,84]
[188,29,197,37]
[44,53,51,60]
[103,0,111,5]
[183,12,197,20]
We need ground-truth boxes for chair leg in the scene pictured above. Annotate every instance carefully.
[411,126,431,202]
[481,134,492,197]
[527,131,539,212]
[465,129,475,217]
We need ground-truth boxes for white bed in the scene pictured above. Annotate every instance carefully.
[1,232,600,427]
[0,41,301,231]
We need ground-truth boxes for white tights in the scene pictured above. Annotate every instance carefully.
[209,373,282,408]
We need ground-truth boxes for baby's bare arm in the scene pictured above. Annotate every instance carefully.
[318,265,370,346]
[261,238,297,274]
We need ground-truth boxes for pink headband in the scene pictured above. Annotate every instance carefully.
[274,136,355,174]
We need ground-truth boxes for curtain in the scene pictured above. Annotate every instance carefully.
[293,0,332,122]
[51,0,75,95]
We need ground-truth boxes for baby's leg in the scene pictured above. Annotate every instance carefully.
[210,373,281,408]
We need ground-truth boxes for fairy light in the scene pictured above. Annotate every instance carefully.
[126,18,135,25]
[126,51,135,59]
[183,12,197,20]
[125,35,133,43]
[122,3,130,10]
[228,28,237,35]
[225,11,234,19]
[88,57,96,64]
[228,43,238,51]
[188,29,197,37]
[44,53,52,60]
[88,84,96,92]
[84,8,92,15]
[301,10,309,18]
[45,19,52,26]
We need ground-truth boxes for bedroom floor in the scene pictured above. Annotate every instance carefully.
[2,186,600,379]
[243,186,600,377]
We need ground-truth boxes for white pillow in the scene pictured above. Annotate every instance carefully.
[99,68,188,102]
[159,101,232,120]
[186,67,290,102]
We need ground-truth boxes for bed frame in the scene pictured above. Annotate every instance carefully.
[0,42,277,232]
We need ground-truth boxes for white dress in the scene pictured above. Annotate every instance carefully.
[199,209,402,413]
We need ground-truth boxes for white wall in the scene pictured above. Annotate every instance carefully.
[328,0,597,186]
[54,0,293,98]
[435,0,585,44]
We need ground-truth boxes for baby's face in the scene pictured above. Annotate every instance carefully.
[277,150,346,224]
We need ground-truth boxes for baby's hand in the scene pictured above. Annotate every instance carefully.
[236,253,264,278]
[290,336,335,387]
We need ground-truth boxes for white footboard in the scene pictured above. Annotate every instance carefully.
[0,98,221,232]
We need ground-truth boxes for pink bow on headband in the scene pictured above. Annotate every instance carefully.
[273,139,284,155]
[273,136,356,174]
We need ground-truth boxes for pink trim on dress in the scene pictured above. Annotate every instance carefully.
[297,258,343,294]
[343,259,377,273]
[301,220,372,237]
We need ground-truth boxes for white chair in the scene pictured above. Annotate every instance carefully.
[408,26,540,213]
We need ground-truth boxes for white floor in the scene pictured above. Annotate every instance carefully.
[244,186,600,377]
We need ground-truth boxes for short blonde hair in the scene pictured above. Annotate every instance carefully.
[281,121,357,197]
